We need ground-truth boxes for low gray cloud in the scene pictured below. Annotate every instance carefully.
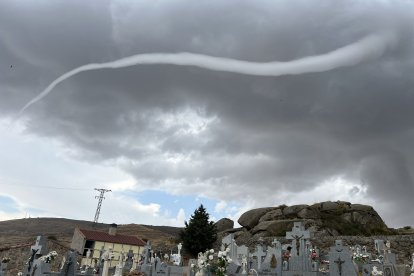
[1,0,414,227]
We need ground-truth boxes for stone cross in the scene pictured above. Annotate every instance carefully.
[252,245,266,271]
[124,250,134,271]
[177,243,182,256]
[271,238,280,249]
[375,240,386,255]
[237,245,249,265]
[241,255,247,274]
[143,241,152,265]
[334,257,345,276]
[356,245,361,255]
[222,234,239,264]
[60,250,78,276]
[31,236,48,256]
[285,222,310,256]
[0,261,9,276]
[101,248,113,276]
[329,240,357,276]
[25,235,49,276]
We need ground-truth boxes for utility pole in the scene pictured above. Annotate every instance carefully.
[93,188,111,224]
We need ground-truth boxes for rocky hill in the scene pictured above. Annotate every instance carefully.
[214,201,405,248]
[236,201,394,238]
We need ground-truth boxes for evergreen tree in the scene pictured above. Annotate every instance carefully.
[179,204,217,257]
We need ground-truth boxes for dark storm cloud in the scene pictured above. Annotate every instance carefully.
[2,0,414,226]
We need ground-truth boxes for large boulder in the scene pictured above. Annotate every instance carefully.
[238,208,273,230]
[236,201,390,237]
[215,218,234,232]
[251,219,297,236]
[259,208,284,222]
[283,204,308,217]
[320,201,339,212]
[350,204,374,212]
[297,208,320,219]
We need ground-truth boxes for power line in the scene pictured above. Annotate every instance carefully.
[93,188,111,224]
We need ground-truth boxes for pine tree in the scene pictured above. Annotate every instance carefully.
[179,204,217,257]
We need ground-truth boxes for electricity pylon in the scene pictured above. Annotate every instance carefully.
[93,188,111,224]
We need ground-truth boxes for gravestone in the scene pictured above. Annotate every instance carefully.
[139,241,152,274]
[261,238,282,275]
[251,244,266,271]
[375,240,386,256]
[60,250,78,276]
[24,236,49,276]
[284,221,315,274]
[363,240,401,276]
[124,250,134,272]
[285,222,310,257]
[328,240,357,276]
[222,234,239,265]
[100,248,114,276]
[227,262,241,276]
[144,241,152,265]
[0,260,9,276]
[31,259,51,276]
[236,245,249,265]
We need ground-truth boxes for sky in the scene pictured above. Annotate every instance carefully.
[1,0,414,228]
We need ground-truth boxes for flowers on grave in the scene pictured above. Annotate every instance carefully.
[191,249,215,273]
[282,251,291,261]
[1,257,10,263]
[352,250,369,264]
[215,247,232,276]
[372,266,384,276]
[190,247,232,276]
[310,249,318,261]
[17,272,23,276]
[39,251,58,263]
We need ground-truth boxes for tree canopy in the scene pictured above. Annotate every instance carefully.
[179,204,217,257]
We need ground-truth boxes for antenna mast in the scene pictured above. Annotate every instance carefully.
[93,188,111,224]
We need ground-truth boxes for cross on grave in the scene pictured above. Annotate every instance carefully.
[25,236,49,276]
[334,257,345,276]
[143,241,152,265]
[271,238,279,248]
[222,234,239,265]
[60,250,78,276]
[285,222,310,256]
[31,236,48,256]
[375,240,386,255]
[124,250,134,271]
[27,249,39,274]
[31,264,38,276]
[329,240,357,276]
[251,245,266,271]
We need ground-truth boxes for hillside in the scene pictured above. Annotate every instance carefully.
[0,218,181,249]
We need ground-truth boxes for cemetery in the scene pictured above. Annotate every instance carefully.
[1,221,413,276]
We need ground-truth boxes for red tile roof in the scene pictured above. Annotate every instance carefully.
[79,228,146,246]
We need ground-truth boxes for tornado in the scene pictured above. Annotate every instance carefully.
[19,31,396,115]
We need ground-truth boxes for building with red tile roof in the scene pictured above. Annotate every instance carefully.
[71,224,146,268]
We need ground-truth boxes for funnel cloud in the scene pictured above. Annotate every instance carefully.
[20,31,396,114]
